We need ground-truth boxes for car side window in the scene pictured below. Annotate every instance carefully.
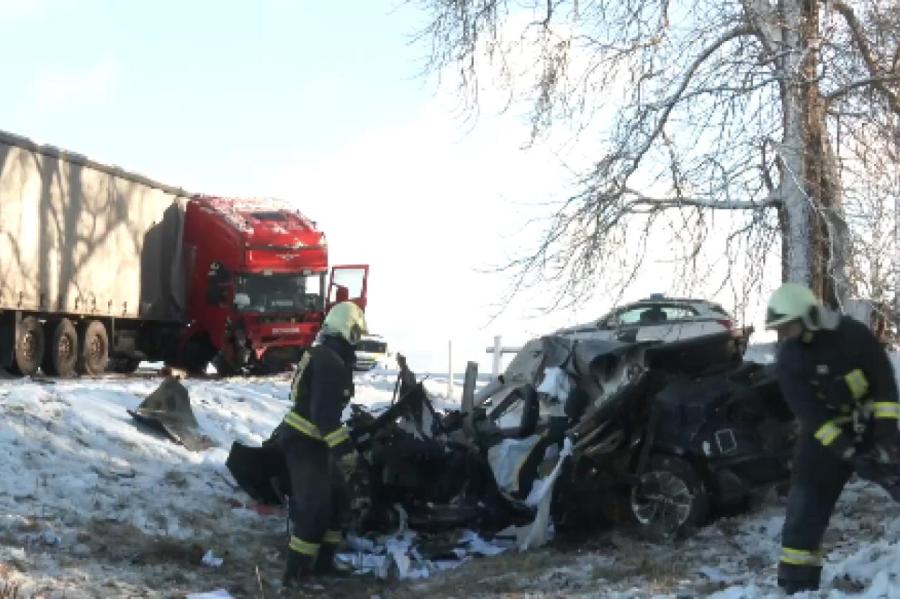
[616,308,645,325]
[661,306,697,321]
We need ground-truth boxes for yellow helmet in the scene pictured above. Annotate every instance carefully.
[321,301,368,344]
[765,283,821,330]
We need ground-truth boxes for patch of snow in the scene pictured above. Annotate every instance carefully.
[201,549,224,567]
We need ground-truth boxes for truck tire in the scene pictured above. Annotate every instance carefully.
[181,335,215,376]
[13,316,44,377]
[78,320,109,376]
[42,318,79,377]
[628,454,709,540]
[108,356,141,374]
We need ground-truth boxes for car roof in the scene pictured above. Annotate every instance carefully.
[634,295,712,304]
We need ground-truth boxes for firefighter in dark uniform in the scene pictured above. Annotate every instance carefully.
[278,301,366,589]
[766,283,900,593]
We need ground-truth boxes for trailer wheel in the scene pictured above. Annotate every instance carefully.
[629,454,709,540]
[78,320,109,375]
[42,318,79,377]
[108,356,141,374]
[13,316,44,377]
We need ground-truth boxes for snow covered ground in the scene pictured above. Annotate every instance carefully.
[0,352,899,598]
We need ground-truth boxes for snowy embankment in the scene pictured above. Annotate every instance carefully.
[0,347,899,598]
[0,367,438,597]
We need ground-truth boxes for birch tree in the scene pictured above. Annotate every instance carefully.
[418,0,900,306]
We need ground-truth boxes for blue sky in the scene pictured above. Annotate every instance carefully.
[0,1,777,372]
[0,0,592,372]
[0,1,432,182]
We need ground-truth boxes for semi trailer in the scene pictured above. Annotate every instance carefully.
[0,129,367,377]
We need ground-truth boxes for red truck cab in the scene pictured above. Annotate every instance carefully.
[178,195,367,374]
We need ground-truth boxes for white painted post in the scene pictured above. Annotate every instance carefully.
[447,339,453,400]
[491,335,503,379]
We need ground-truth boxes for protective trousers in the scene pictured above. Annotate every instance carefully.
[282,435,350,580]
[778,435,853,592]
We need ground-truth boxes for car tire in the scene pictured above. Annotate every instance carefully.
[628,454,709,540]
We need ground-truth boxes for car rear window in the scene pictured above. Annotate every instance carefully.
[617,304,698,325]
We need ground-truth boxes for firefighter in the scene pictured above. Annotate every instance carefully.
[278,301,365,589]
[766,283,900,593]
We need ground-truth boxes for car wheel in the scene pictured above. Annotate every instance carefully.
[629,454,709,540]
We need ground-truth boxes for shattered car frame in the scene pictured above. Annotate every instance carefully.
[475,328,795,538]
[227,329,796,543]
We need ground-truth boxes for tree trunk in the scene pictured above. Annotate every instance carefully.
[777,0,848,307]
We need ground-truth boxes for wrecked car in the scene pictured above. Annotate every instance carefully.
[476,328,795,538]
[227,329,795,543]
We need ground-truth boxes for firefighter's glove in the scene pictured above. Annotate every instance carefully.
[338,450,358,475]
[263,422,288,448]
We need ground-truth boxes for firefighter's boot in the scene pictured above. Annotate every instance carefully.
[778,561,821,595]
[313,543,353,577]
[282,552,316,591]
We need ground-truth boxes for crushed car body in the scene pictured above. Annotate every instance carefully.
[227,328,796,544]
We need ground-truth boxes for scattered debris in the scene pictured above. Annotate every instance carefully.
[201,549,224,568]
[185,590,233,599]
[127,375,216,451]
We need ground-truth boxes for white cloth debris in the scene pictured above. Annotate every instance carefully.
[511,437,573,550]
[186,591,233,599]
[459,530,508,556]
[201,549,224,567]
[536,367,571,401]
[487,435,543,494]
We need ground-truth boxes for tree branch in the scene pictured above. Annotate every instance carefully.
[833,1,900,115]
[623,188,780,210]
[825,75,900,104]
[626,25,755,175]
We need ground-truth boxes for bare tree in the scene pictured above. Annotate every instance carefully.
[418,0,900,307]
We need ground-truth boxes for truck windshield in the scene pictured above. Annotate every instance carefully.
[233,272,325,313]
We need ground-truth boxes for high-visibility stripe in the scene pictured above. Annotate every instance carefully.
[873,402,900,420]
[283,411,322,440]
[844,369,869,400]
[289,536,320,556]
[779,547,823,567]
[323,426,350,448]
[814,421,842,446]
[323,530,342,544]
[289,352,312,401]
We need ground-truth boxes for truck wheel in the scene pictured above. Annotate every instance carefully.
[13,316,44,377]
[181,335,214,376]
[108,355,141,374]
[78,320,109,375]
[42,318,79,377]
[629,454,709,540]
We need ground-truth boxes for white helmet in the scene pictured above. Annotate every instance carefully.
[321,301,368,344]
[765,283,821,330]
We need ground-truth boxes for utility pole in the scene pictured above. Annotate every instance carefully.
[447,339,453,400]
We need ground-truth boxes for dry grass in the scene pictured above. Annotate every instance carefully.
[0,579,21,599]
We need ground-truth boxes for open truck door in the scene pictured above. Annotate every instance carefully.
[327,264,369,312]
